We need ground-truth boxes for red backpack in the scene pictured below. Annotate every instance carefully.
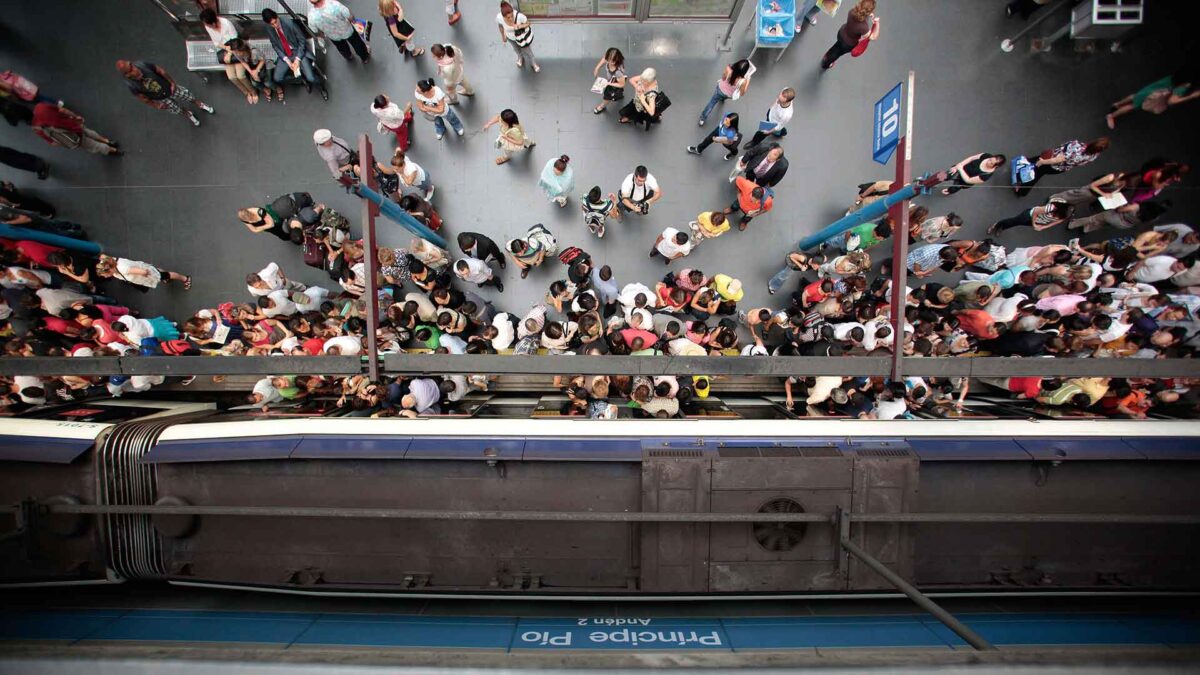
[558,246,585,266]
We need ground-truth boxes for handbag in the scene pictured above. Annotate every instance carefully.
[1141,88,1172,114]
[851,38,870,57]
[0,71,37,101]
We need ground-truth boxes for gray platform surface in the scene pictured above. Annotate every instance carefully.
[0,0,1196,324]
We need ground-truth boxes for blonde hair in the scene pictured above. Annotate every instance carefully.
[377,0,397,17]
[850,0,875,22]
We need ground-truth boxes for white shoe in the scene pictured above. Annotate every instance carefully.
[455,127,464,136]
[807,15,818,25]
[426,185,436,200]
[435,132,444,140]
[189,115,200,127]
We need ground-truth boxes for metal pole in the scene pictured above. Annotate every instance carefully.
[888,71,915,381]
[794,183,921,253]
[0,223,101,255]
[145,0,181,23]
[719,0,748,51]
[841,537,997,651]
[359,135,381,383]
[851,513,1200,524]
[1000,0,1073,52]
[354,184,448,249]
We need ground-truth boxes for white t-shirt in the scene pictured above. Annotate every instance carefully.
[263,289,298,318]
[115,258,161,288]
[656,228,693,258]
[456,256,493,284]
[402,157,426,184]
[322,335,362,355]
[415,85,447,112]
[874,398,908,420]
[766,100,794,130]
[1133,256,1179,284]
[620,173,660,203]
[496,11,530,41]
[252,377,283,405]
[491,313,515,351]
[205,17,239,48]
[249,262,285,297]
[832,321,866,343]
[806,376,841,405]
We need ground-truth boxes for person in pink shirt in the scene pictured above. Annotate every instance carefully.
[1035,294,1085,316]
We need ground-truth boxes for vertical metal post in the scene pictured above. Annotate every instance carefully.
[719,0,749,51]
[887,71,914,382]
[841,537,996,651]
[358,135,381,383]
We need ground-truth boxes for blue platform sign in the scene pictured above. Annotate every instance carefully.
[872,82,903,165]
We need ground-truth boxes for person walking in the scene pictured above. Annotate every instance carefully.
[457,232,506,270]
[820,0,878,71]
[378,0,424,58]
[988,197,1073,235]
[371,95,413,150]
[746,87,795,148]
[116,60,214,127]
[313,128,358,181]
[483,109,535,165]
[415,78,464,141]
[538,155,575,207]
[687,112,741,160]
[308,0,370,64]
[496,1,539,72]
[431,43,474,104]
[446,0,461,25]
[699,59,752,127]
[1106,63,1199,129]
[262,9,327,101]
[581,186,620,238]
[724,175,774,231]
[618,166,662,216]
[650,227,694,265]
[738,142,789,187]
[591,47,626,115]
[454,257,503,292]
[942,152,1006,195]
[200,8,257,101]
[507,223,557,279]
[0,146,49,180]
[31,103,120,156]
[95,254,191,292]
[1014,137,1109,196]
[618,68,662,127]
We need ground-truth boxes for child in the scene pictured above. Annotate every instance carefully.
[580,185,620,238]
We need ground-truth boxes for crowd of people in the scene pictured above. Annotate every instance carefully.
[1,0,1198,420]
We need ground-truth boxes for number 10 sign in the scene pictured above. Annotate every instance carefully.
[872,82,903,165]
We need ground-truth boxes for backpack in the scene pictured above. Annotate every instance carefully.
[161,339,200,356]
[558,246,585,266]
[320,207,351,234]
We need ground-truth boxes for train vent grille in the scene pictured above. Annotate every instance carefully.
[719,447,843,458]
[856,448,913,458]
[646,449,704,458]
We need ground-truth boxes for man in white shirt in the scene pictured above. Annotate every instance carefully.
[250,377,284,410]
[747,87,795,148]
[322,335,362,355]
[454,257,503,291]
[1129,255,1185,284]
[259,289,298,318]
[618,166,662,215]
[1155,223,1200,259]
[618,282,656,315]
[486,312,516,351]
[650,227,693,264]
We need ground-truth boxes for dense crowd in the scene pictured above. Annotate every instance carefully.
[1,0,1198,419]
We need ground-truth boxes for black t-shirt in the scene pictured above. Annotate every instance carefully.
[270,192,315,221]
[981,331,1050,357]
[126,62,172,100]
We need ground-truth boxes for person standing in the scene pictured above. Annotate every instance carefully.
[31,103,120,156]
[415,79,464,141]
[507,223,558,279]
[483,109,535,165]
[619,166,662,216]
[738,143,789,187]
[820,0,878,71]
[687,112,741,160]
[457,232,507,270]
[379,0,424,58]
[371,95,413,150]
[200,8,257,101]
[699,59,751,127]
[746,87,795,148]
[942,152,1006,195]
[1014,137,1109,196]
[308,0,370,64]
[431,43,474,105]
[724,175,774,231]
[650,228,694,265]
[580,186,620,238]
[497,1,539,72]
[313,128,358,180]
[618,68,661,127]
[454,257,503,292]
[538,155,575,207]
[446,0,461,25]
[0,146,49,180]
[116,60,214,127]
[592,48,626,115]
[262,9,328,101]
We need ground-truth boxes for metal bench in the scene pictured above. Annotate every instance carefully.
[185,36,317,82]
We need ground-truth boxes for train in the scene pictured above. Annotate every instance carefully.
[2,394,1199,596]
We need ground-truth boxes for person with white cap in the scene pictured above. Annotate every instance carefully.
[313,129,358,181]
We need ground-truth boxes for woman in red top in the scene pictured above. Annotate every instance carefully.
[31,103,121,156]
[954,309,1001,340]
[12,239,63,268]
[654,283,689,312]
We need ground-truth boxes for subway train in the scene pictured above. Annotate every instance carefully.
[2,394,1199,597]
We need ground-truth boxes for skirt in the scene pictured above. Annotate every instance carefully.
[148,316,180,341]
[603,84,625,101]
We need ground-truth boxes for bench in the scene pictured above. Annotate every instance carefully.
[185,36,319,82]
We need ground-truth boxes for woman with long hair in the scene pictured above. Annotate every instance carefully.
[698,59,751,126]
[592,47,626,114]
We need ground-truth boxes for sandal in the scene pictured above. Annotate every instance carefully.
[495,157,509,165]
[411,47,425,56]
[593,106,605,114]
[264,89,274,102]
[182,275,193,290]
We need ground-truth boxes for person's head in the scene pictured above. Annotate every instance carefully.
[766,143,784,161]
[1085,137,1111,155]
[605,47,625,69]
[946,212,964,230]
[1172,259,1188,274]
[373,94,390,110]
[687,269,705,286]
[554,155,570,173]
[729,59,751,83]
[262,8,280,25]
[416,78,435,94]
[200,8,219,26]
[639,67,657,82]
[722,112,740,131]
[454,259,470,277]
[670,287,687,306]
[1047,201,1074,220]
[751,186,765,203]
[500,108,519,126]
[545,322,564,340]
[509,239,526,254]
[549,280,569,298]
[849,0,876,22]
[873,219,893,239]
[634,165,648,184]
[778,87,796,105]
[499,1,515,18]
[414,327,433,343]
[710,212,727,228]
[599,265,613,281]
[313,128,333,146]
[673,231,689,246]
[378,0,398,16]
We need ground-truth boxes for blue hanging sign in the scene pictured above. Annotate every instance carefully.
[872,82,903,165]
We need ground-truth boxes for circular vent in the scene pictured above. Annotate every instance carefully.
[753,498,807,552]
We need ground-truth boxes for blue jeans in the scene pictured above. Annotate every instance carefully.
[433,107,464,137]
[272,57,319,86]
[699,84,729,123]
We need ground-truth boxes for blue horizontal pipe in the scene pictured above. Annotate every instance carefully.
[795,182,920,252]
[0,223,101,255]
[355,185,448,250]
